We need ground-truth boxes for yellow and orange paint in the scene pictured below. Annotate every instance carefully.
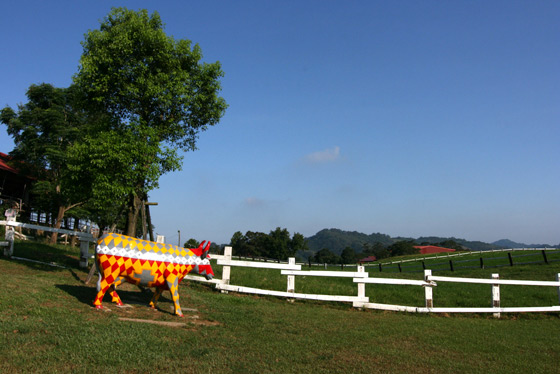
[93,233,214,317]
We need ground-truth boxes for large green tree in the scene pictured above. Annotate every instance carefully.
[0,83,87,243]
[73,7,227,236]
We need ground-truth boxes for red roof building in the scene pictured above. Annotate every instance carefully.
[0,152,33,209]
[0,152,19,174]
[414,245,456,254]
[358,255,377,263]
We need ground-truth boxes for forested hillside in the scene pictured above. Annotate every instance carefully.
[304,228,516,256]
[305,229,394,255]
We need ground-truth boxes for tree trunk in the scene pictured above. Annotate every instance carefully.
[125,192,142,237]
[49,205,67,244]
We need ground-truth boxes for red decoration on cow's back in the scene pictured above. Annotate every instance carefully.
[93,233,214,317]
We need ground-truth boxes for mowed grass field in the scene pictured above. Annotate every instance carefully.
[1,241,560,373]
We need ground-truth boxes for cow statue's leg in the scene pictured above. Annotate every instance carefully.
[109,276,125,306]
[94,277,113,309]
[149,287,164,310]
[165,275,183,317]
[93,255,124,309]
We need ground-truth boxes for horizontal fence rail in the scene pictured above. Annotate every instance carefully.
[1,220,94,267]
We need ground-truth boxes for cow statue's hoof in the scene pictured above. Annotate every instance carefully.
[95,305,103,310]
[116,301,124,306]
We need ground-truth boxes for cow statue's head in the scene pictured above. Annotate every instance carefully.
[191,241,214,280]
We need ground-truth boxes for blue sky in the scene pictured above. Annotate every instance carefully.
[1,1,559,245]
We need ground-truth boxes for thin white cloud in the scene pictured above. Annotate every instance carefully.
[244,197,265,207]
[304,146,340,164]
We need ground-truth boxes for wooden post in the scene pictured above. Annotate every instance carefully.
[287,258,296,302]
[542,250,549,264]
[398,263,402,273]
[145,204,154,242]
[220,246,232,294]
[492,273,501,318]
[140,198,147,240]
[479,257,484,269]
[449,260,454,272]
[507,253,514,266]
[424,269,433,309]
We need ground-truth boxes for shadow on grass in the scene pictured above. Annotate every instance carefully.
[55,284,176,314]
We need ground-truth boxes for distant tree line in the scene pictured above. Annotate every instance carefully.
[229,228,308,261]
[311,239,464,264]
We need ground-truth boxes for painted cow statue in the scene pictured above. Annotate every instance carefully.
[93,233,214,317]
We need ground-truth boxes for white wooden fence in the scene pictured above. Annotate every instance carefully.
[0,220,94,268]
[184,246,560,317]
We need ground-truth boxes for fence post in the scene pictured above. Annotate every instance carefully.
[449,260,454,272]
[287,258,296,302]
[424,269,433,309]
[542,250,549,264]
[221,246,232,294]
[479,257,484,269]
[357,265,366,304]
[557,274,560,305]
[492,273,501,318]
[4,227,15,257]
[79,240,90,268]
[507,253,514,266]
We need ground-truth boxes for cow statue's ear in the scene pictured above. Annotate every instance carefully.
[202,241,212,257]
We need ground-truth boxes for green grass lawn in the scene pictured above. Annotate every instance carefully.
[1,241,560,373]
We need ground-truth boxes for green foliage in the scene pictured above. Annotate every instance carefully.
[362,242,391,260]
[387,240,417,257]
[313,248,341,264]
[306,228,394,255]
[71,7,227,235]
[1,8,227,236]
[340,246,359,264]
[229,228,308,260]
[184,238,200,249]
[0,84,88,234]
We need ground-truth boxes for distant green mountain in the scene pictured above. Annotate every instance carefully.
[303,229,537,256]
[492,239,556,249]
